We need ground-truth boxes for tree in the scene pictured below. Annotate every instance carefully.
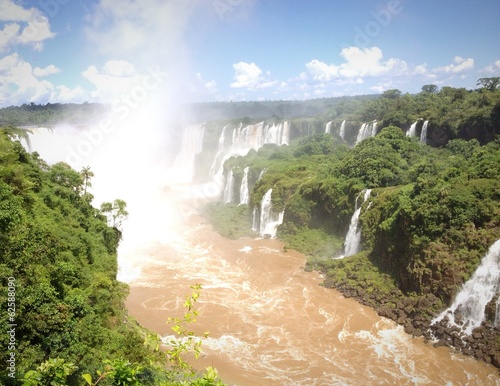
[1,125,32,150]
[421,84,439,94]
[100,199,129,230]
[382,89,402,99]
[476,77,500,91]
[80,166,94,195]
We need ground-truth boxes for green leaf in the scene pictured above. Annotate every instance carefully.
[82,373,93,385]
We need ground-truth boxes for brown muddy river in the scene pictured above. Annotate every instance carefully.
[123,191,500,386]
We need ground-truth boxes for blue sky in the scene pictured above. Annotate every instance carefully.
[1,0,499,107]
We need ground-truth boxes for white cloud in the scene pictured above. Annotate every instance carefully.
[102,60,136,77]
[54,85,87,103]
[433,56,474,74]
[231,62,262,88]
[33,64,61,77]
[480,59,500,74]
[0,53,86,106]
[85,0,195,62]
[0,53,52,104]
[230,62,277,89]
[306,47,408,82]
[0,1,32,21]
[81,60,144,102]
[0,1,55,52]
[195,73,218,94]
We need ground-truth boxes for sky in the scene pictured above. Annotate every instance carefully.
[1,0,499,108]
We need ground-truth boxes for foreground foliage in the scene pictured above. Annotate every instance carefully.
[0,130,225,385]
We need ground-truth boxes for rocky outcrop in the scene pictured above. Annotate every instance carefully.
[324,280,500,371]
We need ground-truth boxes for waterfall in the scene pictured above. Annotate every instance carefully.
[339,120,346,139]
[342,189,372,257]
[259,188,284,238]
[325,121,332,134]
[210,121,289,193]
[252,206,259,232]
[257,168,267,182]
[406,121,418,137]
[172,123,205,183]
[431,239,500,334]
[209,124,229,177]
[239,167,250,205]
[223,169,235,204]
[420,120,429,143]
[355,121,377,145]
[281,122,290,146]
[495,298,500,328]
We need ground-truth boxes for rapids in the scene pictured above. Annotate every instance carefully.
[123,190,500,386]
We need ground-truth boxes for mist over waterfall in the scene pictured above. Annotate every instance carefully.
[432,239,500,334]
[223,169,235,203]
[355,121,378,144]
[406,121,418,137]
[342,189,372,257]
[172,123,205,184]
[420,120,429,143]
[339,120,346,140]
[258,188,284,238]
[239,167,250,205]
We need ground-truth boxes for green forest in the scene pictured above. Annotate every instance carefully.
[0,129,225,385]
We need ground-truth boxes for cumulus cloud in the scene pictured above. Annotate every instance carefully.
[0,53,52,104]
[81,60,145,102]
[480,59,500,74]
[85,0,196,63]
[306,47,408,82]
[54,85,87,103]
[33,64,61,77]
[0,0,55,52]
[195,73,218,94]
[433,56,474,74]
[230,62,277,89]
[0,53,86,106]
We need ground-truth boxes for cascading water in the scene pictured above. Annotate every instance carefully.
[239,167,250,205]
[209,124,228,178]
[339,119,346,140]
[208,121,289,194]
[325,121,332,134]
[223,169,235,204]
[251,206,259,232]
[355,121,377,145]
[420,120,429,143]
[406,120,418,137]
[342,189,372,257]
[431,239,500,334]
[258,188,284,238]
[257,168,267,182]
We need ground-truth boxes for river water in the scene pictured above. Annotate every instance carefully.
[123,191,500,386]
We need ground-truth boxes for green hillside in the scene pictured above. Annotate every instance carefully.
[0,129,224,385]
